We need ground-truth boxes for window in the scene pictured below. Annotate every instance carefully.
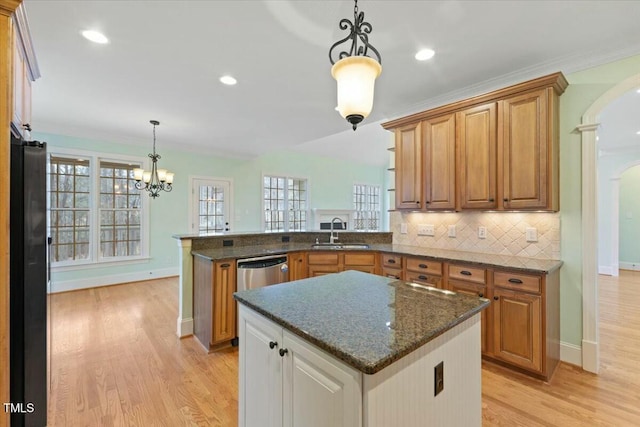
[353,184,380,231]
[48,150,147,267]
[263,175,307,231]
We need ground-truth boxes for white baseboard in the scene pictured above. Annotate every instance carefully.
[177,317,194,338]
[619,262,640,271]
[560,341,582,367]
[598,265,613,276]
[50,267,179,293]
[582,339,599,373]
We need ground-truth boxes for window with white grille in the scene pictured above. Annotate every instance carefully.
[353,184,380,231]
[263,175,307,231]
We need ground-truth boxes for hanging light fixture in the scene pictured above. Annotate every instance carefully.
[133,120,174,198]
[329,0,382,131]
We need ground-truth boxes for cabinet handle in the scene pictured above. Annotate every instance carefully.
[221,263,230,268]
[488,198,495,202]
[425,201,430,204]
[508,278,523,284]
[503,198,509,202]
[416,201,420,204]
[387,259,396,264]
[460,270,472,276]
[493,296,499,300]
[279,348,288,357]
[479,293,484,298]
[418,275,428,280]
[418,263,428,269]
[269,341,278,349]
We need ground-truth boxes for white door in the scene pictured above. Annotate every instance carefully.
[239,306,283,427]
[282,331,361,427]
[191,178,231,233]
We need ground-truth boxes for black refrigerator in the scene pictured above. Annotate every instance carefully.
[10,133,48,427]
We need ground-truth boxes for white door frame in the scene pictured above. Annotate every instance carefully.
[188,175,234,233]
[577,73,640,373]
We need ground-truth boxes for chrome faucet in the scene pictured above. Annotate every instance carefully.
[330,217,345,244]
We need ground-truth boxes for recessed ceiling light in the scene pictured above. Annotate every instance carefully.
[81,30,109,44]
[636,131,640,135]
[637,89,640,93]
[415,48,435,61]
[220,75,237,85]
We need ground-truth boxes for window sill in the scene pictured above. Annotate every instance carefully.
[51,257,152,272]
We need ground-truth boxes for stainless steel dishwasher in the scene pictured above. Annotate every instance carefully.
[236,254,289,291]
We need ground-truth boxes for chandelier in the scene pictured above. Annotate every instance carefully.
[329,0,382,131]
[133,120,174,198]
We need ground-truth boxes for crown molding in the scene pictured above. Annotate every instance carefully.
[0,0,20,17]
[12,2,40,80]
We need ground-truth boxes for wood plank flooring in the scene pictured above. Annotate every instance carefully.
[48,272,640,426]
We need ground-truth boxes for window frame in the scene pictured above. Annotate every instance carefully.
[48,147,150,271]
[353,182,381,232]
[262,173,309,232]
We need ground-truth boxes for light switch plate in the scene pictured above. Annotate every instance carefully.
[526,227,538,242]
[478,226,487,239]
[418,224,435,236]
[400,223,408,234]
[448,225,456,238]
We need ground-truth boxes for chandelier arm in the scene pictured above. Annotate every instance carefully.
[327,2,381,65]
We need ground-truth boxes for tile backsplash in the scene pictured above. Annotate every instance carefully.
[390,211,560,260]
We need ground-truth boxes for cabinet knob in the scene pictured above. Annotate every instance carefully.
[279,348,288,357]
[488,198,495,202]
[416,201,420,204]
[479,293,484,298]
[493,296,499,301]
[503,198,509,202]
[269,341,278,349]
[418,275,428,280]
[425,201,430,204]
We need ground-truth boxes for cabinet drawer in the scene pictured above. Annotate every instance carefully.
[406,271,442,288]
[406,257,442,275]
[448,264,486,284]
[344,252,376,266]
[381,253,403,268]
[381,266,403,280]
[494,271,541,294]
[307,252,340,265]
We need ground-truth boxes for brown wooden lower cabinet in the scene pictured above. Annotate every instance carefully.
[449,279,488,354]
[288,252,308,281]
[307,251,378,276]
[193,255,237,351]
[406,257,443,288]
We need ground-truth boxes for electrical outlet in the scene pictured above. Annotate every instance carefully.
[526,227,538,242]
[478,226,487,239]
[418,224,435,236]
[400,223,408,234]
[448,225,456,238]
[434,361,444,396]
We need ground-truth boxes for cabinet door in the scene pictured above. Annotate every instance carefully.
[288,252,308,281]
[457,102,497,209]
[423,114,456,209]
[238,307,283,427]
[502,89,550,210]
[282,332,361,427]
[449,280,488,354]
[492,288,542,373]
[212,260,237,344]
[395,122,423,209]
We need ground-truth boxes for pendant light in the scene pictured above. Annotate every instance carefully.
[133,120,174,198]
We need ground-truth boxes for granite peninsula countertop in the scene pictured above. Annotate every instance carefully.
[192,243,562,274]
[234,270,490,374]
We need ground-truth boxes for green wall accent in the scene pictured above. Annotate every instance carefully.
[35,132,387,287]
[619,166,640,265]
[560,53,640,346]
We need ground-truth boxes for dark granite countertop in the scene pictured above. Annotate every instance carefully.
[192,243,562,274]
[234,270,490,374]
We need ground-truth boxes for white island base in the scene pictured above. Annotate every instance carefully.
[238,305,482,427]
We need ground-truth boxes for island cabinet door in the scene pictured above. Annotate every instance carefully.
[238,306,283,427]
[282,331,362,427]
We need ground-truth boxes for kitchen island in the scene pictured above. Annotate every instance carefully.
[234,270,490,427]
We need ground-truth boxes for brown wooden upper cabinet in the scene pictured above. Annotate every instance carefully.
[423,113,456,210]
[383,72,567,212]
[395,122,423,209]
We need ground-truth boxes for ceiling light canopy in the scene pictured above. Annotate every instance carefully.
[415,48,435,61]
[81,30,109,44]
[220,75,237,85]
[329,0,382,131]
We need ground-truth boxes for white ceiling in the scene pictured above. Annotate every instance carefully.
[25,0,640,166]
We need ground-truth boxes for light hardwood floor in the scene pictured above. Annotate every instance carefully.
[48,272,640,426]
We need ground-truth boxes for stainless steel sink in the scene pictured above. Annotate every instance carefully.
[310,243,370,250]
